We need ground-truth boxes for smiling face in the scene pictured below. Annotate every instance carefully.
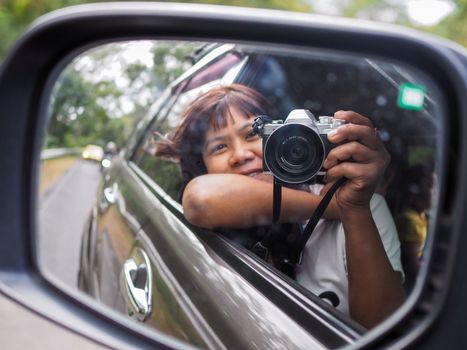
[202,107,263,176]
[155,84,270,182]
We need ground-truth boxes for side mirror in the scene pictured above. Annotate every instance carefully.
[0,3,466,349]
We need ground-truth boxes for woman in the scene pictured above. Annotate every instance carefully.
[156,84,405,328]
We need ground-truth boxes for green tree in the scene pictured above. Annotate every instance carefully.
[0,0,312,63]
[150,42,199,89]
[0,0,86,60]
[47,63,129,149]
[10,0,467,154]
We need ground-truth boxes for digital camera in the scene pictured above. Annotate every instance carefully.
[253,109,345,184]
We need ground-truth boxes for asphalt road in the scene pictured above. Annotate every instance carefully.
[39,159,101,288]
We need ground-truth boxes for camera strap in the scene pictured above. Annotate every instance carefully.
[273,178,282,222]
[252,177,345,277]
[251,178,282,261]
[288,177,347,265]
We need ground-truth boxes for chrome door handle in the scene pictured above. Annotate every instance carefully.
[103,182,118,204]
[121,248,152,321]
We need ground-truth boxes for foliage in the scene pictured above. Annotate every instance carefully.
[0,0,308,151]
[45,40,201,150]
[47,64,129,149]
[0,0,311,63]
[0,0,85,59]
[3,0,467,152]
[428,0,467,48]
[150,42,199,88]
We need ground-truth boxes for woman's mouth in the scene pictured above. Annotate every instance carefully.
[239,169,263,177]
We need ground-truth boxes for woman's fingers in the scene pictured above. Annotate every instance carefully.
[324,141,390,186]
[328,123,382,151]
[323,141,381,169]
[333,110,373,127]
[325,162,382,186]
[322,111,391,209]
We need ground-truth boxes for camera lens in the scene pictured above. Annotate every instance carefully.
[264,124,324,184]
[279,136,313,169]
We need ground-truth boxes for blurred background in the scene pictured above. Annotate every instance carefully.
[2,0,461,194]
[2,0,463,154]
[1,0,464,63]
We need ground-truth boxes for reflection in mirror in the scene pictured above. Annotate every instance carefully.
[40,39,443,345]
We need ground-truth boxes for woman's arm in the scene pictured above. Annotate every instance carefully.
[341,206,405,328]
[183,173,339,229]
[325,110,405,328]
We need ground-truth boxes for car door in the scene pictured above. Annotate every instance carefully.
[77,154,149,303]
[77,83,219,346]
[125,162,332,348]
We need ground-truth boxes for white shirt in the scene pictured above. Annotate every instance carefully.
[296,185,403,315]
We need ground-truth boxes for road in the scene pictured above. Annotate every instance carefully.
[39,159,101,288]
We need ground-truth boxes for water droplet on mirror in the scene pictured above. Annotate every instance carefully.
[379,129,390,142]
[326,72,337,83]
[376,95,387,106]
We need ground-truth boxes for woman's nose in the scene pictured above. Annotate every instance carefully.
[229,144,254,166]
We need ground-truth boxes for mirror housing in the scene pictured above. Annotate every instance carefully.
[1,3,467,349]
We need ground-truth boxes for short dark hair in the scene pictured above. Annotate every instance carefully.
[155,84,270,184]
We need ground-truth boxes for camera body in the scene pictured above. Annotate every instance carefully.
[255,109,345,184]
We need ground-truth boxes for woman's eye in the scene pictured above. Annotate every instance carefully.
[246,130,259,140]
[210,144,227,154]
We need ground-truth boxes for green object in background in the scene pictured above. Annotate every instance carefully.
[397,83,426,110]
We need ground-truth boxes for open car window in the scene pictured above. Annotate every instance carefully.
[128,41,443,321]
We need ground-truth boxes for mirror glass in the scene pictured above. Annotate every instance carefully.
[39,39,443,345]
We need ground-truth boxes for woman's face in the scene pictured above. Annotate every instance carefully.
[202,107,263,176]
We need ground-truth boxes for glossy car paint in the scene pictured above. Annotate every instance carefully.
[83,154,345,348]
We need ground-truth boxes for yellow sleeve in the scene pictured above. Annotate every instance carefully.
[396,213,424,243]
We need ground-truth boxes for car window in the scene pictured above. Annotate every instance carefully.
[131,43,443,317]
[236,48,440,219]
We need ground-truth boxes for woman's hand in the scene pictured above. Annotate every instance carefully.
[323,110,390,213]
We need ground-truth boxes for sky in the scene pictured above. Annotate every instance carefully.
[310,0,456,26]
[406,0,455,26]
